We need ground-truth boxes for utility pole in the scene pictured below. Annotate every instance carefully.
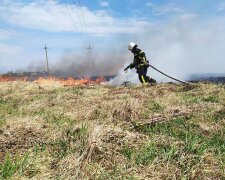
[44,44,50,75]
[86,44,93,78]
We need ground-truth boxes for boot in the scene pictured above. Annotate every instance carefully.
[149,78,157,83]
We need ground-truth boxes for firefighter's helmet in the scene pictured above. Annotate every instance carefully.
[128,42,137,51]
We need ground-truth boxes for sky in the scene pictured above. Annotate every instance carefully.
[1,0,225,81]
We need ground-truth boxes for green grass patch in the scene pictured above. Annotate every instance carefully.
[33,143,47,155]
[65,123,89,154]
[0,153,29,179]
[35,108,75,126]
[206,134,225,156]
[121,145,134,161]
[203,95,220,103]
[0,98,21,116]
[52,140,70,158]
[0,115,6,127]
[181,94,203,104]
[51,123,89,159]
[144,101,164,115]
[121,143,179,166]
[135,143,158,165]
[149,101,164,113]
[183,133,207,156]
[137,117,224,158]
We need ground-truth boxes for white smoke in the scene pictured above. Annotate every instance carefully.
[110,14,225,84]
[108,65,137,86]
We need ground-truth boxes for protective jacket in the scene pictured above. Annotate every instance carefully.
[129,48,149,71]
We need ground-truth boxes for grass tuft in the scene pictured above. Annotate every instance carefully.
[0,153,29,179]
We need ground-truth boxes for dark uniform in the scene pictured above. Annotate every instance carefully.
[125,46,156,84]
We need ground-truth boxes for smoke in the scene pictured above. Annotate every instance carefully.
[110,14,225,84]
[140,15,225,81]
[26,48,129,78]
[54,51,127,77]
[27,14,225,84]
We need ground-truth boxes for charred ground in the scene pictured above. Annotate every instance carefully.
[0,82,224,179]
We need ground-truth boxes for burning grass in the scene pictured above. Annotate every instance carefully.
[0,81,224,179]
[0,75,105,87]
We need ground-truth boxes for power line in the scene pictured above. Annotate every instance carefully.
[66,0,92,46]
[64,2,80,33]
[78,0,93,81]
[70,0,85,33]
[77,0,87,31]
[64,1,89,44]
[65,0,93,77]
[76,0,91,44]
[64,1,92,80]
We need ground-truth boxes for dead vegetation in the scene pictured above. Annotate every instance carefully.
[0,82,224,179]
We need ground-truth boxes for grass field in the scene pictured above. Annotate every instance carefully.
[0,81,224,179]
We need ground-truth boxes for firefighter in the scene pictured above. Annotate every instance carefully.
[124,42,156,84]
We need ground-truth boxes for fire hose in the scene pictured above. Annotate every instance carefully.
[148,64,189,84]
[124,63,189,84]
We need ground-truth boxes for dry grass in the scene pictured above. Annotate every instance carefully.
[0,82,224,179]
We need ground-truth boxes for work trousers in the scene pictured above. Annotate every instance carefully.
[137,66,150,84]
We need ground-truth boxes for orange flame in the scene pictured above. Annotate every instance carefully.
[0,75,105,86]
[0,76,11,82]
